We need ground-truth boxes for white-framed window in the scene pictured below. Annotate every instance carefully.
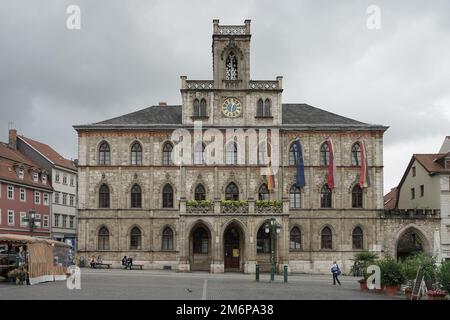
[54,214,60,227]
[62,193,67,205]
[63,175,67,185]
[20,188,26,202]
[69,216,75,229]
[70,177,75,187]
[55,172,60,183]
[18,168,24,179]
[34,191,41,205]
[42,174,47,184]
[55,192,60,204]
[7,185,14,200]
[32,172,39,183]
[43,215,49,228]
[35,214,41,228]
[43,193,49,206]
[62,215,67,228]
[20,212,28,227]
[8,210,14,225]
[69,195,74,207]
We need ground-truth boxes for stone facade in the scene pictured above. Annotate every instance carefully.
[74,20,439,274]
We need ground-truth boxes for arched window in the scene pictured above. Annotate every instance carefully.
[352,184,363,208]
[130,141,142,165]
[193,99,200,116]
[99,184,110,208]
[258,184,270,200]
[351,143,361,166]
[320,184,332,208]
[226,142,238,165]
[162,184,174,208]
[225,182,239,201]
[99,141,110,165]
[352,226,364,250]
[320,142,329,166]
[162,227,174,250]
[131,184,142,208]
[290,227,301,250]
[200,99,207,117]
[225,52,238,80]
[289,143,298,166]
[321,226,332,250]
[289,185,301,208]
[193,227,209,254]
[257,224,271,253]
[258,142,271,165]
[163,142,173,165]
[130,227,142,250]
[264,98,271,117]
[194,143,205,165]
[195,184,206,201]
[98,227,109,250]
[257,99,264,117]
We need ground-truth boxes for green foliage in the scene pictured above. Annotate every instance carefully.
[400,253,436,285]
[186,200,213,207]
[220,200,248,207]
[350,251,379,278]
[377,257,405,286]
[255,200,283,207]
[437,261,450,293]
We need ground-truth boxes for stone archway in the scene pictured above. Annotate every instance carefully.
[396,227,429,261]
[223,222,245,272]
[189,223,212,271]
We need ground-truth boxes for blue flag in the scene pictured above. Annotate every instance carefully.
[295,139,305,188]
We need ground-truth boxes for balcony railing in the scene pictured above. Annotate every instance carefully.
[255,200,283,214]
[186,200,214,214]
[182,199,287,215]
[220,200,249,214]
[383,209,440,218]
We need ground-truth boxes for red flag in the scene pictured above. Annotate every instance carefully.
[359,141,369,188]
[327,139,336,189]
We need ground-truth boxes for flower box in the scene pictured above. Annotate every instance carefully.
[427,290,447,300]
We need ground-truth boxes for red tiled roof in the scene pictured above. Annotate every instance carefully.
[19,136,76,171]
[383,187,398,210]
[0,143,53,190]
[413,153,450,174]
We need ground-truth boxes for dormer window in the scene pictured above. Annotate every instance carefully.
[18,168,24,179]
[32,171,39,183]
[42,174,47,185]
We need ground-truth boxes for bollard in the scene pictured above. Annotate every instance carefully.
[270,265,275,282]
[255,264,260,282]
[284,265,288,283]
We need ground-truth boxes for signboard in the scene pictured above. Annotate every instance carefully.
[411,265,426,300]
[232,249,239,257]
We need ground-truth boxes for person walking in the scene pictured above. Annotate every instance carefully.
[331,261,341,286]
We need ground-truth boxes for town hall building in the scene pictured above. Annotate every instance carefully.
[73,20,440,274]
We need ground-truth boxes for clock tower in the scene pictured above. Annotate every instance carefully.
[180,19,283,126]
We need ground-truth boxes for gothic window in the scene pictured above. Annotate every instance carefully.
[351,143,361,166]
[226,142,238,165]
[289,185,301,208]
[320,142,329,166]
[99,184,110,208]
[131,141,143,165]
[352,226,364,250]
[320,184,332,208]
[264,99,271,117]
[99,141,110,165]
[321,226,332,250]
[352,184,363,208]
[200,99,207,116]
[162,184,174,208]
[258,184,270,200]
[193,99,200,116]
[194,143,205,165]
[257,99,264,117]
[162,227,174,250]
[225,182,239,201]
[290,227,302,250]
[225,52,238,80]
[163,142,173,165]
[131,184,142,208]
[193,227,209,254]
[98,227,110,250]
[289,143,298,166]
[130,227,142,250]
[257,224,271,253]
[194,184,206,201]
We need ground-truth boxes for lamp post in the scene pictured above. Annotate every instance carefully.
[23,209,40,236]
[264,217,282,281]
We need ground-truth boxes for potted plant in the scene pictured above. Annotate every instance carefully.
[379,258,404,296]
[427,289,447,300]
[350,251,379,291]
[435,260,450,300]
[404,287,413,300]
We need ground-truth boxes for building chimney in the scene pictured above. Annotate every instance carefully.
[8,129,17,150]
[158,102,167,106]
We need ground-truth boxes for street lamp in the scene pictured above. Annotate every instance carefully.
[23,209,40,236]
[264,217,282,281]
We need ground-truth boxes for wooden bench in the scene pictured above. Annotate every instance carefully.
[93,263,111,269]
[129,264,143,270]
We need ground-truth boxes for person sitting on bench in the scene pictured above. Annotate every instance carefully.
[122,256,128,269]
[127,257,133,270]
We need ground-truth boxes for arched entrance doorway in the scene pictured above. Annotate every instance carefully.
[223,223,244,271]
[396,227,428,261]
[256,221,273,272]
[189,224,211,271]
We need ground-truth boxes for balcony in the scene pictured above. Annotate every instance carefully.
[255,200,283,214]
[181,199,288,215]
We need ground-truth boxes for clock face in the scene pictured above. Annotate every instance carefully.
[222,97,242,118]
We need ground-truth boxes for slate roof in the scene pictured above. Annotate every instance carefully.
[74,104,386,131]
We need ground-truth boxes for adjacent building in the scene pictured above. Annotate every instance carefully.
[14,132,78,250]
[0,130,52,238]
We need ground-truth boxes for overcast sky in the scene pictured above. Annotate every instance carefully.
[0,0,449,192]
